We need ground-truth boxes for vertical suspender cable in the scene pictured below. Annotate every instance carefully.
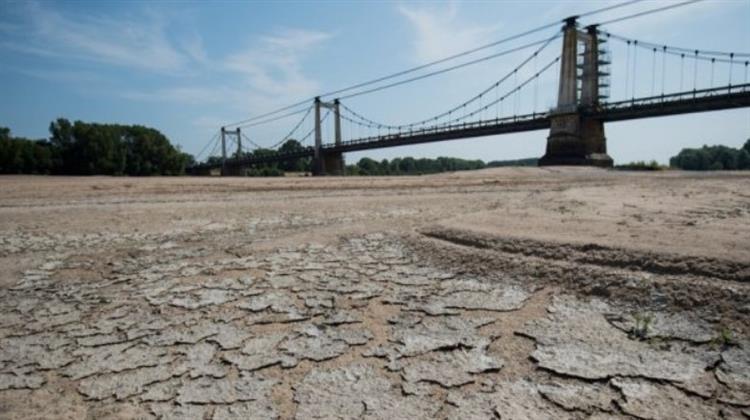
[661,46,667,96]
[513,69,519,115]
[680,53,685,91]
[651,47,657,96]
[710,57,715,87]
[495,84,499,119]
[554,53,561,104]
[625,40,631,100]
[533,52,539,113]
[728,53,734,89]
[632,40,638,100]
[693,50,699,91]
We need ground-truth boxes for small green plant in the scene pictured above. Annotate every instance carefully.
[711,326,735,349]
[630,313,653,340]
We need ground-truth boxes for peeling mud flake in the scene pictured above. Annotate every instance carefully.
[294,363,439,420]
[391,316,495,357]
[612,377,720,420]
[520,296,713,383]
[207,323,253,350]
[177,342,226,379]
[716,342,750,406]
[212,401,279,420]
[281,325,370,363]
[144,321,219,346]
[445,380,574,420]
[223,333,293,371]
[0,369,46,390]
[437,285,531,312]
[150,402,210,420]
[175,372,277,404]
[169,288,237,309]
[537,381,617,414]
[78,364,182,400]
[65,343,170,380]
[398,347,503,388]
[318,309,362,326]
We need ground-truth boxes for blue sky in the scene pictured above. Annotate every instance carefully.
[1,0,749,164]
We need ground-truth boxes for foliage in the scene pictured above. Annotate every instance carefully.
[486,158,538,167]
[614,160,667,171]
[669,140,750,170]
[0,127,53,174]
[1,121,192,175]
[345,156,486,176]
[277,139,312,172]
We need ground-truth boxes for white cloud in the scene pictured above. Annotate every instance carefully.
[223,28,331,98]
[122,27,332,121]
[397,2,500,62]
[121,86,234,105]
[0,1,190,73]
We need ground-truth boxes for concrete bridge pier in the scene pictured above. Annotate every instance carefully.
[540,18,612,167]
[314,151,345,176]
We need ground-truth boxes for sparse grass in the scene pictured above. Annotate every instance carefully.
[630,313,654,340]
[711,326,736,349]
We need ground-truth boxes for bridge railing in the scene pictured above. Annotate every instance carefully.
[327,111,551,150]
[600,83,750,112]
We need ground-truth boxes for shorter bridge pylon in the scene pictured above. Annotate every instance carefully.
[313,97,346,175]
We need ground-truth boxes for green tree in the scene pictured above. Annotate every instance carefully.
[278,139,311,172]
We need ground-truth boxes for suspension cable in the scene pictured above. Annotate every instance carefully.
[339,33,561,100]
[220,0,648,128]
[236,107,311,129]
[339,32,561,129]
[272,106,313,147]
[194,130,220,162]
[594,0,705,27]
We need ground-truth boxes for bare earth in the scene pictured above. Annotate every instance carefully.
[0,167,749,419]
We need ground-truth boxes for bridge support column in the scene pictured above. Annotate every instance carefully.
[312,97,345,176]
[540,18,612,167]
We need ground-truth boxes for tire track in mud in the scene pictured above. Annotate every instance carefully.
[420,226,750,283]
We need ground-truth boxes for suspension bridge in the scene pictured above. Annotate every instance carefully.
[190,1,750,176]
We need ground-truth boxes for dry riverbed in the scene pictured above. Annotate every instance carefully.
[0,167,748,419]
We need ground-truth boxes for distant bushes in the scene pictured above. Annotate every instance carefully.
[615,160,667,171]
[0,120,193,175]
[670,140,750,170]
[487,158,538,167]
[346,156,486,176]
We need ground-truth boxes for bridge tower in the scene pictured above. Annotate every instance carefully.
[220,127,242,176]
[539,17,613,167]
[313,97,345,176]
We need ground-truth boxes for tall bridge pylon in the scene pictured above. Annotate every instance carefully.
[313,97,345,175]
[540,17,613,167]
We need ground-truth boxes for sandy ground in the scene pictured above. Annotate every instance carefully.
[0,167,748,419]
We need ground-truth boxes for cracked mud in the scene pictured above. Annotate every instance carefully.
[1,170,749,419]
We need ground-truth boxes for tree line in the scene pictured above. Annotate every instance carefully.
[669,140,750,171]
[202,140,489,177]
[0,119,193,175]
[346,156,486,175]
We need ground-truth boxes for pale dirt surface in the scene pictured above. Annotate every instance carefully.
[0,167,749,419]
